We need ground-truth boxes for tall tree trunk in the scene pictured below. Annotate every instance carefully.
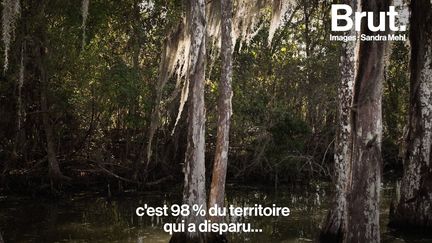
[35,1,65,181]
[346,1,389,242]
[12,44,25,161]
[170,0,207,242]
[390,0,432,229]
[320,1,358,242]
[39,55,64,180]
[208,0,233,223]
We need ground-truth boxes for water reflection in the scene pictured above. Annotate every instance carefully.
[0,185,430,242]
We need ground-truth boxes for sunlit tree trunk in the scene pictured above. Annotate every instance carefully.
[345,0,389,242]
[208,0,233,223]
[390,0,432,229]
[170,0,207,242]
[320,1,357,242]
[81,0,89,50]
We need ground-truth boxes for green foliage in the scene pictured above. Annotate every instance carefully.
[269,113,311,151]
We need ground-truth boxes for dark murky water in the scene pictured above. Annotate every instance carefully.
[0,184,431,242]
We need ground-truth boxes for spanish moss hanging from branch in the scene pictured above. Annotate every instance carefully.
[146,15,191,166]
[146,0,298,167]
[2,0,20,71]
[232,0,267,49]
[268,0,292,45]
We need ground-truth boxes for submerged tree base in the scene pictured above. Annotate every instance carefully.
[389,201,432,231]
[206,233,228,243]
[319,223,344,243]
[169,232,228,243]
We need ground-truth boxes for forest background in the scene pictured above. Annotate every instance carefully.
[0,0,424,242]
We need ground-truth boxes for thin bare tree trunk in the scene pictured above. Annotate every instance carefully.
[9,43,25,169]
[320,1,358,242]
[345,1,389,242]
[36,2,65,181]
[170,0,207,242]
[208,0,233,223]
[390,0,432,229]
[40,59,63,180]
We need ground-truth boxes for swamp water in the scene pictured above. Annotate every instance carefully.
[0,184,431,242]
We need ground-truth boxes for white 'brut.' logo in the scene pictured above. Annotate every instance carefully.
[331,4,407,32]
